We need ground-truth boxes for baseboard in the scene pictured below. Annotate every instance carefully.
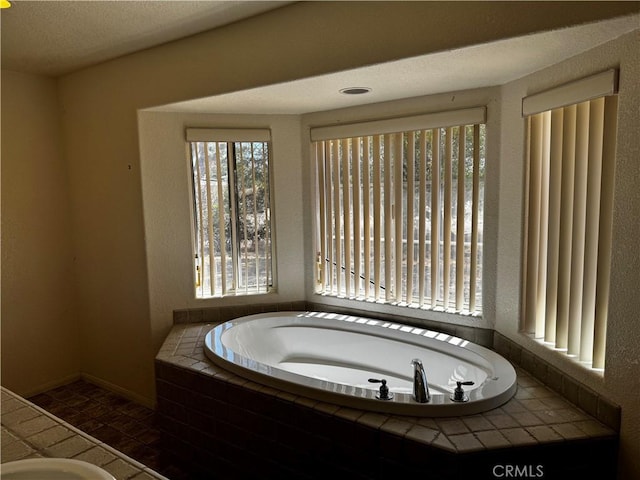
[80,372,154,409]
[15,373,82,399]
[3,371,154,409]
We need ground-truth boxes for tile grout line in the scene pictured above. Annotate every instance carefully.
[1,386,171,480]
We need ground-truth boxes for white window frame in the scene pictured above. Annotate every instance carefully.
[186,128,275,298]
[311,107,487,316]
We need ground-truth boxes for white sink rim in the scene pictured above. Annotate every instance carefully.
[1,458,116,480]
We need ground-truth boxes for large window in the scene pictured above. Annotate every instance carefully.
[312,108,486,316]
[521,70,618,370]
[187,128,274,298]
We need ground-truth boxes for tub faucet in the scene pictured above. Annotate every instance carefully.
[411,358,430,403]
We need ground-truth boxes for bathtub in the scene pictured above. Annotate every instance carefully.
[204,311,517,416]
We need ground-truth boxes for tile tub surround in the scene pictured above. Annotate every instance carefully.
[0,387,167,480]
[174,303,620,429]
[155,323,619,479]
[493,332,621,431]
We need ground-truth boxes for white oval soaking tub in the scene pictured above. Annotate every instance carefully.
[204,311,517,416]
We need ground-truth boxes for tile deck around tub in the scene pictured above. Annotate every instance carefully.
[156,322,617,454]
[1,387,168,480]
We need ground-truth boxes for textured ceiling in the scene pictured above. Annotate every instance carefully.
[0,1,292,76]
[1,2,637,114]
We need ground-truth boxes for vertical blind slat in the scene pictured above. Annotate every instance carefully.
[384,134,393,302]
[251,145,260,290]
[332,140,342,295]
[373,136,382,300]
[580,97,605,362]
[593,96,617,369]
[536,111,551,338]
[324,142,334,293]
[456,126,466,310]
[204,144,216,295]
[227,143,239,292]
[525,114,542,334]
[394,133,404,302]
[214,143,227,293]
[470,125,480,313]
[443,127,453,309]
[194,143,205,297]
[545,109,564,343]
[316,142,326,289]
[556,105,577,348]
[431,128,441,308]
[521,120,531,330]
[406,132,416,305]
[567,102,590,356]
[418,131,427,307]
[352,138,362,297]
[363,137,371,299]
[263,143,271,290]
[342,138,352,297]
[239,144,249,293]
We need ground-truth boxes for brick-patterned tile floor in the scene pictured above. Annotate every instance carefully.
[28,380,198,480]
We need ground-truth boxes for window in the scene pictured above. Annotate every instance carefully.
[312,108,486,316]
[521,70,618,370]
[187,128,274,298]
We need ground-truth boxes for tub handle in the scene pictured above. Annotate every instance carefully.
[368,378,394,401]
[450,380,475,403]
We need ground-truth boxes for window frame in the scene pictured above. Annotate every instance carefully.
[310,107,487,317]
[186,128,276,299]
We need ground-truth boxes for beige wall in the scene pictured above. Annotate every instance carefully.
[138,111,305,353]
[51,1,638,405]
[495,30,640,479]
[1,71,80,394]
[2,1,639,477]
[48,0,562,405]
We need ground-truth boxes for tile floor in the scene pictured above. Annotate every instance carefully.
[2,387,164,480]
[27,380,198,480]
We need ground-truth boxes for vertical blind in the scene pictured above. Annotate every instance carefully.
[187,128,273,298]
[521,70,618,370]
[311,108,486,315]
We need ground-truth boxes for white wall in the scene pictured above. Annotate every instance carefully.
[138,112,305,352]
[1,71,80,394]
[495,30,640,479]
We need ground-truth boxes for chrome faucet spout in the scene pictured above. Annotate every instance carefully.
[411,358,430,403]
